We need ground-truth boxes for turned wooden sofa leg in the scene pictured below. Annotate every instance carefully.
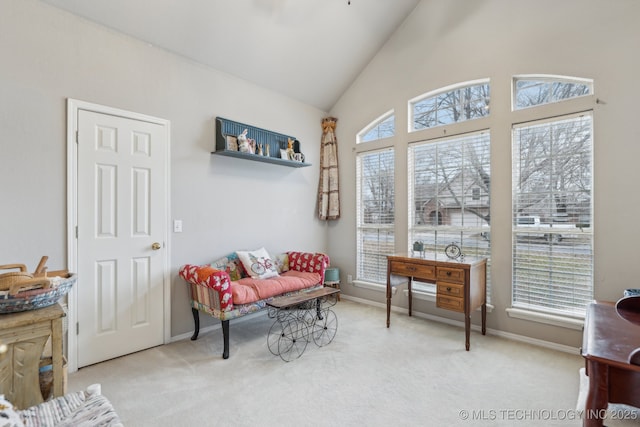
[191,308,200,341]
[222,320,230,359]
[190,308,230,359]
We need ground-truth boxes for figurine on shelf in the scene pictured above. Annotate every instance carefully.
[257,143,263,156]
[238,129,251,153]
[286,137,295,160]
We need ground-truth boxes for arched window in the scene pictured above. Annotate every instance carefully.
[355,110,396,284]
[357,110,395,144]
[513,75,592,110]
[410,80,490,131]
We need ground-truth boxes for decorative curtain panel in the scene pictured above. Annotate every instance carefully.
[317,117,340,220]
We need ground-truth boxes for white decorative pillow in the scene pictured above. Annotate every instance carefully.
[274,253,289,274]
[236,248,279,279]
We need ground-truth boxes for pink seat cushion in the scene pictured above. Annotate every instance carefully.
[231,270,321,305]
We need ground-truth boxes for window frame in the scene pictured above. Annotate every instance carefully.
[511,111,594,319]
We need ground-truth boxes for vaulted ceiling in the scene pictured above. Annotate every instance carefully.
[39,0,420,111]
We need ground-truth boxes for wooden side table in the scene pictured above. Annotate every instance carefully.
[0,304,66,409]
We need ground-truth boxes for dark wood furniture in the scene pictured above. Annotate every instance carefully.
[386,253,487,351]
[0,303,66,409]
[581,301,640,426]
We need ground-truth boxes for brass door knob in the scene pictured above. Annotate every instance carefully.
[151,242,161,250]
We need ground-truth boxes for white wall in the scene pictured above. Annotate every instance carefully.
[328,0,640,347]
[0,0,328,337]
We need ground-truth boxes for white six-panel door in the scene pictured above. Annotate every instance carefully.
[76,108,167,367]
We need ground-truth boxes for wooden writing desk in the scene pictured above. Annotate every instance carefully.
[581,301,640,426]
[386,253,487,351]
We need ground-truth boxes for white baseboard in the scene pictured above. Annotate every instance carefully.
[170,310,268,343]
[339,294,580,355]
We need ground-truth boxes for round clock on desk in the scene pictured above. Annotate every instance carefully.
[445,242,462,260]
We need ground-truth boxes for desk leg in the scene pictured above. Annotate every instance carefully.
[584,360,608,427]
[465,315,471,351]
[386,264,391,327]
[386,282,391,328]
[481,303,487,335]
[408,277,412,317]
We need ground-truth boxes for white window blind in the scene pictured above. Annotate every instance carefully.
[512,113,593,316]
[408,132,491,293]
[356,149,395,283]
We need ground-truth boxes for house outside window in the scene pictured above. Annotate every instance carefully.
[408,132,491,293]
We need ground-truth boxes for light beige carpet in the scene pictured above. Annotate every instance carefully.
[69,300,589,426]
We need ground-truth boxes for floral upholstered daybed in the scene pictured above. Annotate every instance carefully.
[179,249,329,359]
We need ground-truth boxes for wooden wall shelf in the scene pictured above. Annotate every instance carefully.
[213,117,311,168]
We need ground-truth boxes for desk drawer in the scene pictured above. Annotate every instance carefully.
[437,295,464,312]
[390,261,435,281]
[436,267,465,284]
[437,282,464,298]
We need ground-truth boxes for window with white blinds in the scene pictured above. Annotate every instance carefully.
[512,113,593,316]
[408,132,491,293]
[356,148,395,284]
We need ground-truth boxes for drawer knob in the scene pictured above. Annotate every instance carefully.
[447,287,452,292]
[408,267,416,271]
[446,271,452,276]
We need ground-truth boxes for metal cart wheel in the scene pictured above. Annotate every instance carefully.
[300,309,316,335]
[267,319,286,356]
[277,319,309,362]
[312,309,337,347]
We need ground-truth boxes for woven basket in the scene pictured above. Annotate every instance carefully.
[0,273,76,314]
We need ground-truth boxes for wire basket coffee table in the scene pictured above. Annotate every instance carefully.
[266,287,339,362]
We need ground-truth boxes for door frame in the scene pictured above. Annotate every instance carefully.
[66,98,171,373]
